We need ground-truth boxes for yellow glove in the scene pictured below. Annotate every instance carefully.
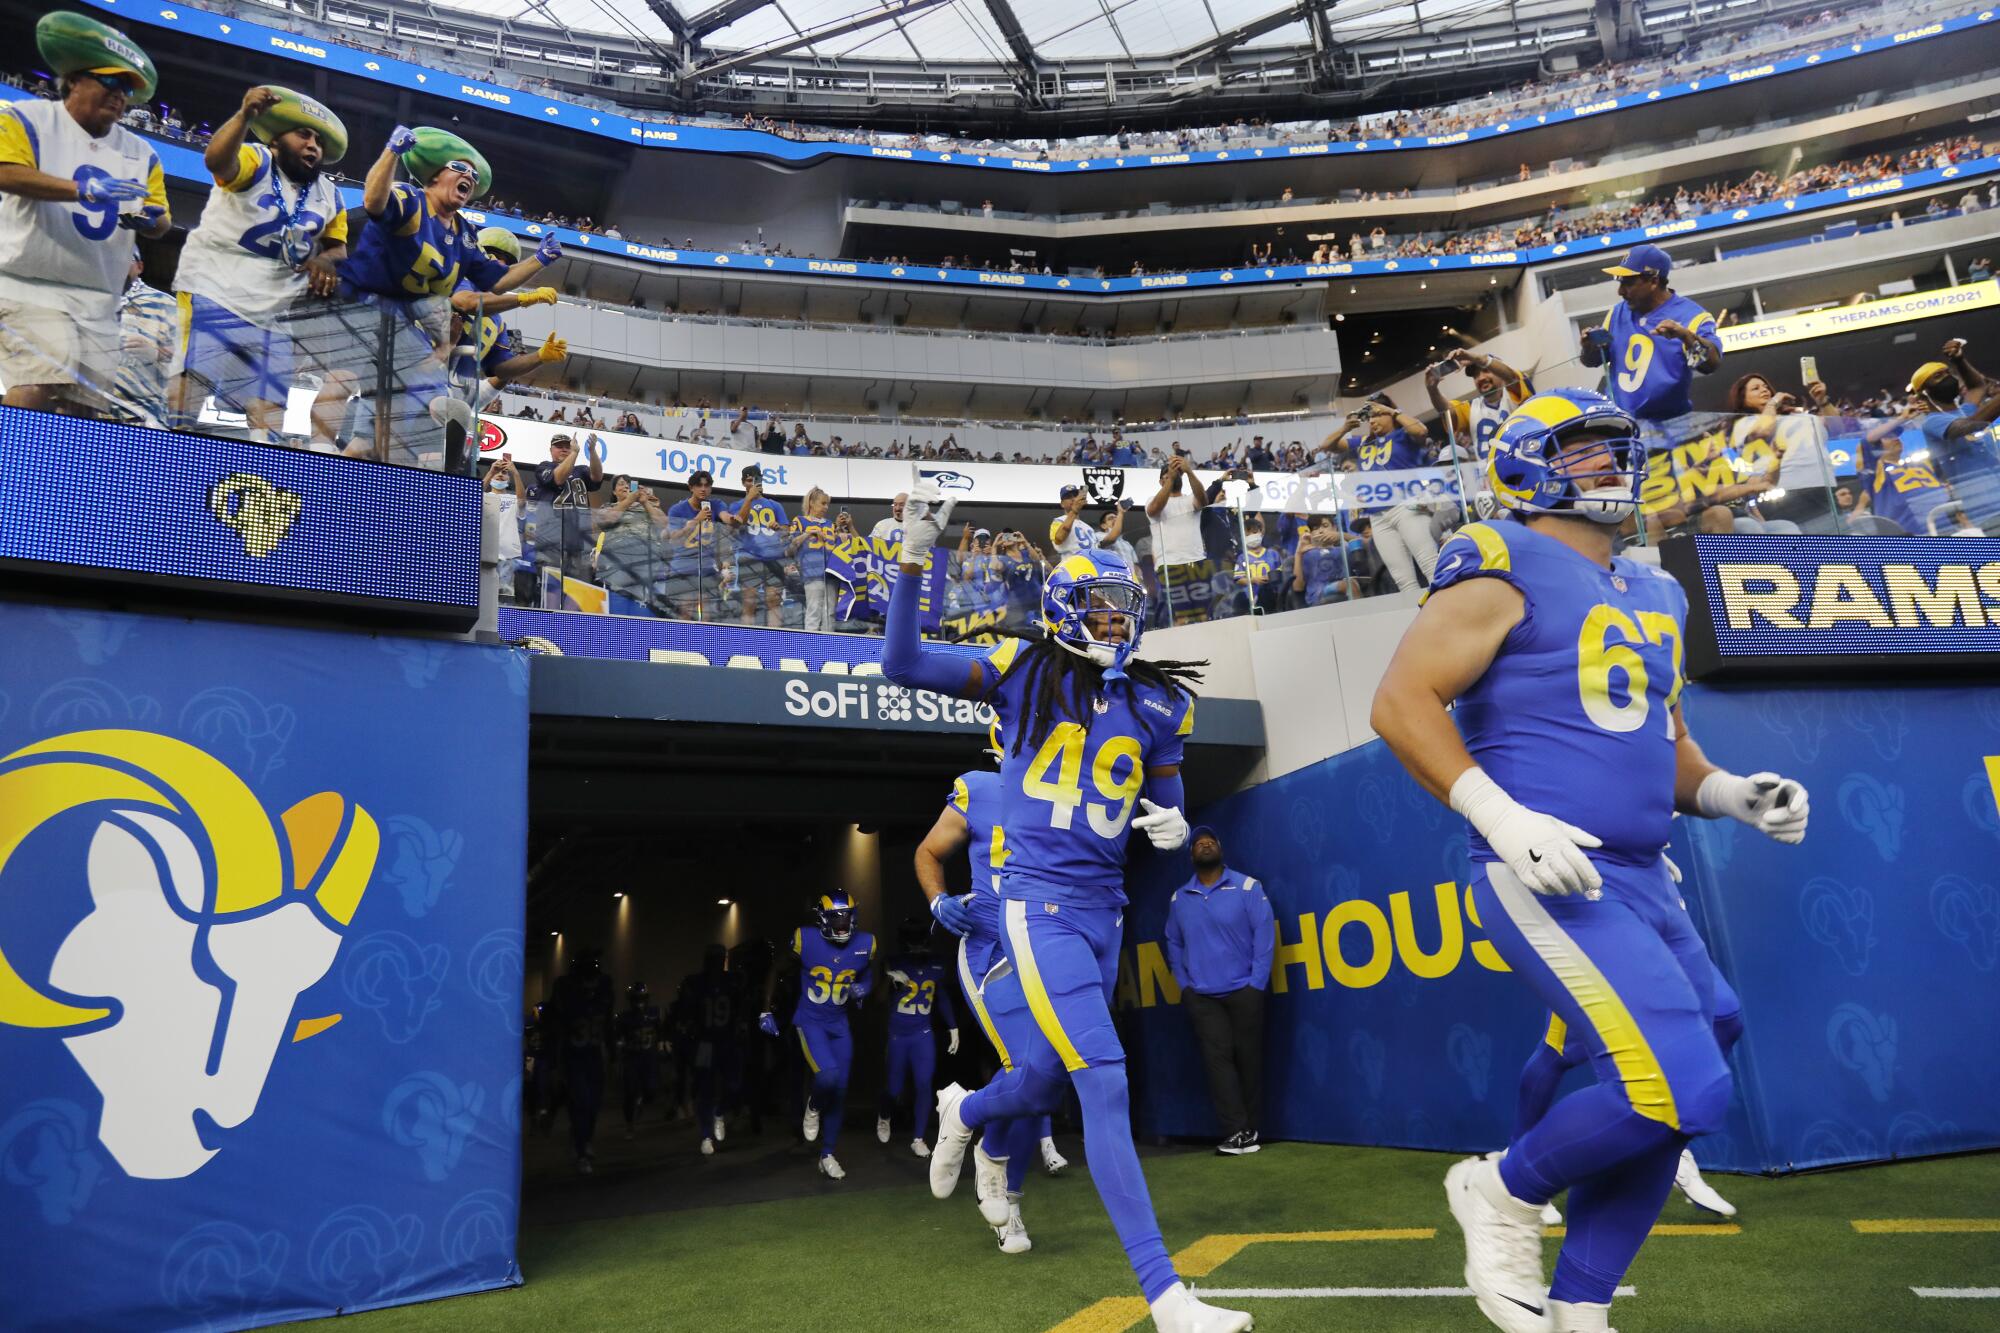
[537,335,568,364]
[516,287,560,307]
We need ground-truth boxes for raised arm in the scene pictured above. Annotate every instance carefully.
[884,477,986,700]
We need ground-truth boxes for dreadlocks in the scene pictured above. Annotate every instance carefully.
[998,634,1207,758]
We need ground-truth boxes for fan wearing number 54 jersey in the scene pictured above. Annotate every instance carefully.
[1372,387,1808,1333]
[760,893,874,1181]
[886,468,1253,1333]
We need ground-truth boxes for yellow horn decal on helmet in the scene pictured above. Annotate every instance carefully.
[4,730,283,916]
[1058,555,1100,580]
[0,761,166,1029]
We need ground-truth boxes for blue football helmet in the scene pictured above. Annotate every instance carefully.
[1042,551,1146,673]
[815,890,856,945]
[1488,387,1645,524]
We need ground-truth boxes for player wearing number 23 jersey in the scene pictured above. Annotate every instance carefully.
[1375,387,1808,1333]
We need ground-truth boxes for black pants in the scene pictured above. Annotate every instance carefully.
[1183,986,1265,1137]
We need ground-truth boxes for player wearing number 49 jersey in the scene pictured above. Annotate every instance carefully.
[1373,387,1808,1333]
[886,469,1252,1333]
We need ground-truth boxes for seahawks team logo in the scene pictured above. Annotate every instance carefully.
[1082,467,1124,505]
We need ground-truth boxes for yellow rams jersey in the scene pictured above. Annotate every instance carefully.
[0,100,168,319]
[175,144,348,328]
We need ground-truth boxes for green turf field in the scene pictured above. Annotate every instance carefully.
[314,1136,2000,1332]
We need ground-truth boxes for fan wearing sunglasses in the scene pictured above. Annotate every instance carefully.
[0,12,170,415]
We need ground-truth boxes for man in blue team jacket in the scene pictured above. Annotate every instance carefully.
[1164,827,1275,1156]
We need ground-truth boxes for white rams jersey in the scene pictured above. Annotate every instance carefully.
[0,99,168,320]
[175,144,348,327]
[1050,512,1099,555]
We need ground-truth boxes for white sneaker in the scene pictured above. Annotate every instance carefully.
[1540,1202,1563,1227]
[700,1137,715,1156]
[712,1116,726,1143]
[930,1083,973,1200]
[576,1154,593,1176]
[1147,1281,1253,1332]
[818,1154,845,1181]
[1549,1299,1614,1332]
[1041,1136,1069,1175]
[911,1139,931,1159]
[973,1141,1012,1227]
[1674,1148,1737,1217]
[1444,1155,1552,1333]
[997,1202,1032,1255]
[877,1115,892,1144]
[803,1104,820,1143]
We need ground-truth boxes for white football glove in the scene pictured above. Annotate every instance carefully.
[1451,767,1603,897]
[1697,770,1809,845]
[1132,798,1189,851]
[947,1028,960,1055]
[900,467,957,569]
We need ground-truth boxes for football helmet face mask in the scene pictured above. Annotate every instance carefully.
[816,891,856,945]
[1488,388,1645,525]
[1042,553,1146,673]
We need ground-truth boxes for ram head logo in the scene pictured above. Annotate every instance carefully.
[0,729,376,1179]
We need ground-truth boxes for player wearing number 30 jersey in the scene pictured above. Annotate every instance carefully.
[1372,387,1808,1333]
[885,469,1252,1333]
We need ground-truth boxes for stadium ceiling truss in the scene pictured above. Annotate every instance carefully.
[285,0,1835,123]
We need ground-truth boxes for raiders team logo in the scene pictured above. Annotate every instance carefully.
[1082,466,1124,505]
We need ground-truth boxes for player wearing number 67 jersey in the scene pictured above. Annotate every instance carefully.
[886,470,1252,1333]
[760,892,874,1181]
[171,84,350,439]
[1371,387,1808,1333]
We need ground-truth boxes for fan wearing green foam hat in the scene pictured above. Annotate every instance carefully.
[168,84,353,441]
[0,11,170,413]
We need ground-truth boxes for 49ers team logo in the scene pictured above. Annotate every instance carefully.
[477,419,508,453]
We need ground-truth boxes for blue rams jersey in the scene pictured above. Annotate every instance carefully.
[883,954,950,1035]
[1430,521,1687,866]
[1602,294,1718,420]
[1346,427,1429,514]
[790,927,875,1028]
[977,639,1195,906]
[342,183,509,299]
[735,496,789,561]
[682,972,737,1037]
[1860,434,1955,532]
[1298,545,1350,603]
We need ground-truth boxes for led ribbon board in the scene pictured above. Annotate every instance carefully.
[0,407,480,626]
[1661,532,2000,678]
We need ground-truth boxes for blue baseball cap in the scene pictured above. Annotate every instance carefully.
[1190,825,1219,847]
[1604,244,1672,280]
[1059,483,1083,500]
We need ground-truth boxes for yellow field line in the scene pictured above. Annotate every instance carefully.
[1042,1296,1151,1333]
[1174,1228,1438,1277]
[1545,1223,1740,1238]
[1853,1219,2000,1234]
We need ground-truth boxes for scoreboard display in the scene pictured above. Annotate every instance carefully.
[0,406,480,627]
[1661,532,2000,678]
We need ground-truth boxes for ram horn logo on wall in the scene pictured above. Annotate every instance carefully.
[0,729,377,1179]
[209,473,303,558]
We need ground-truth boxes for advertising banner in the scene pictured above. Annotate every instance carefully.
[0,604,529,1329]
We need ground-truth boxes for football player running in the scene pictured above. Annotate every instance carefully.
[885,470,1250,1332]
[876,918,959,1158]
[1371,387,1808,1333]
[760,892,875,1181]
[171,84,349,440]
[914,725,1058,1256]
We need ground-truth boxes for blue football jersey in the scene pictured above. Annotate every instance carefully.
[950,768,1010,941]
[1602,294,1718,420]
[342,183,509,299]
[735,496,788,561]
[883,953,951,1035]
[1429,521,1686,866]
[1860,434,1956,532]
[1346,427,1430,514]
[790,928,875,1028]
[976,639,1195,906]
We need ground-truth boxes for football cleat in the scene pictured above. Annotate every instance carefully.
[1540,1202,1563,1228]
[877,1116,893,1144]
[973,1142,1012,1227]
[997,1202,1032,1255]
[1674,1149,1737,1217]
[911,1139,931,1159]
[818,1154,846,1181]
[931,1083,974,1200]
[1445,1155,1552,1333]
[1041,1137,1069,1175]
[1549,1299,1614,1332]
[803,1104,820,1142]
[712,1116,726,1143]
[1147,1282,1254,1332]
[699,1137,715,1157]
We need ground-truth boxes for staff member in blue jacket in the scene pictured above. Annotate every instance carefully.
[1164,827,1275,1156]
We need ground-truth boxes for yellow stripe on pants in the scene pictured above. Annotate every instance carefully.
[796,1026,819,1074]
[1004,898,1088,1073]
[957,936,1012,1071]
